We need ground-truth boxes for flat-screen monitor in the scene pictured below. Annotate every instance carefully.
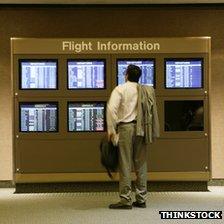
[20,103,58,132]
[165,100,204,131]
[68,102,105,132]
[19,60,57,89]
[165,59,203,88]
[68,60,105,89]
[117,59,155,86]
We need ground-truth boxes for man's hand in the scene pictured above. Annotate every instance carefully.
[108,133,119,146]
[107,133,114,142]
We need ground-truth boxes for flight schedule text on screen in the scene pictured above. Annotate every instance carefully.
[165,60,202,88]
[68,60,105,89]
[20,104,57,132]
[68,103,104,132]
[21,61,57,89]
[117,60,154,86]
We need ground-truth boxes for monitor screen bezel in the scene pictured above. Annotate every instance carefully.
[19,102,59,133]
[19,59,58,90]
[67,59,107,90]
[116,58,156,87]
[67,101,106,132]
[164,58,204,89]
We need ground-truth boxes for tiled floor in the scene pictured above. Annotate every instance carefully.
[0,186,224,224]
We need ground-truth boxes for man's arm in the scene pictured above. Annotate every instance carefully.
[106,87,121,139]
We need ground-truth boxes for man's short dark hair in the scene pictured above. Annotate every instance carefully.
[126,64,142,83]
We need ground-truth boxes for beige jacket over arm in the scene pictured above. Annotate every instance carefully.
[136,84,160,144]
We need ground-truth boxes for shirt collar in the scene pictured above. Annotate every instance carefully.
[126,80,137,84]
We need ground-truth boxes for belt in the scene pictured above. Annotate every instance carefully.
[119,120,137,125]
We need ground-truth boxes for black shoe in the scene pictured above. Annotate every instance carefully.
[109,202,132,209]
[132,201,146,208]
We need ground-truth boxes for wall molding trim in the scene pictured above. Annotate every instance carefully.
[1,0,224,5]
[0,181,14,188]
[15,172,210,183]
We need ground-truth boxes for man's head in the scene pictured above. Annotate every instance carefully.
[125,64,142,83]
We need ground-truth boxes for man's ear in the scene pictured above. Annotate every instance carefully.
[125,74,128,82]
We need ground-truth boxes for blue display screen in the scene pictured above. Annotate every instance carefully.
[68,60,105,89]
[20,103,58,132]
[68,103,105,132]
[20,61,57,89]
[117,60,154,86]
[165,60,203,88]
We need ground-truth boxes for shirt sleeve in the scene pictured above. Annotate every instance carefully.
[106,87,122,135]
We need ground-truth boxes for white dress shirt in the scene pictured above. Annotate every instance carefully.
[107,81,138,135]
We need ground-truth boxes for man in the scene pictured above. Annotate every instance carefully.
[106,64,160,209]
